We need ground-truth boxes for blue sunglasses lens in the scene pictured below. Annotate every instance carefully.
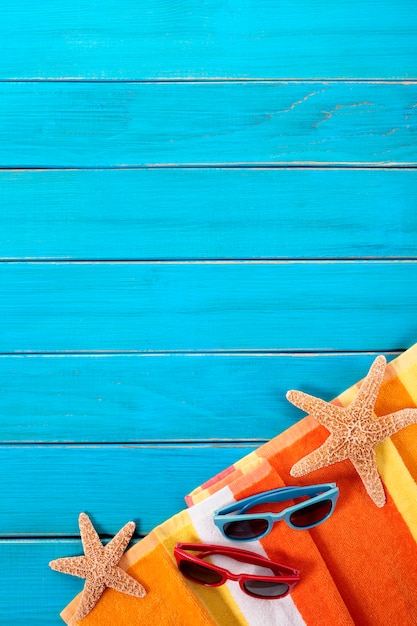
[289,498,332,528]
[223,518,269,540]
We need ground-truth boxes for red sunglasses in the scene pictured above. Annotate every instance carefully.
[174,542,300,599]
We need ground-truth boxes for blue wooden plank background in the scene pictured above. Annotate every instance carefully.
[0,352,396,442]
[1,0,416,79]
[0,169,416,260]
[0,444,260,536]
[1,262,417,352]
[1,1,416,624]
[1,83,416,166]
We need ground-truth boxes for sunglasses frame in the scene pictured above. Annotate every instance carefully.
[213,483,339,541]
[174,542,300,599]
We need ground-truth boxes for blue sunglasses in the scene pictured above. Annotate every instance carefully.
[213,483,339,541]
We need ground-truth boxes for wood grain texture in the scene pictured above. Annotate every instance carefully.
[1,169,417,260]
[1,0,416,79]
[0,540,83,626]
[0,444,257,535]
[1,83,416,166]
[1,262,416,352]
[0,352,387,442]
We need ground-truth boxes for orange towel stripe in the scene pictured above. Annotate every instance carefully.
[252,435,417,625]
[63,540,217,626]
[227,464,354,625]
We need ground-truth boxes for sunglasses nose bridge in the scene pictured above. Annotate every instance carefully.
[226,570,243,584]
[238,577,252,596]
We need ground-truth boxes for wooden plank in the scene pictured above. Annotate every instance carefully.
[0,539,146,625]
[0,444,257,535]
[0,540,83,625]
[1,538,157,625]
[1,1,417,79]
[1,262,416,352]
[1,169,417,260]
[1,83,416,166]
[0,352,396,442]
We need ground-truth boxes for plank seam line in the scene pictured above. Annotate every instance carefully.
[0,259,416,265]
[1,78,416,84]
[0,348,406,358]
[0,349,404,357]
[1,164,417,171]
[0,535,146,541]
[0,441,264,448]
[1,257,416,264]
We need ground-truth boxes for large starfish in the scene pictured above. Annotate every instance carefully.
[286,355,417,507]
[49,513,146,620]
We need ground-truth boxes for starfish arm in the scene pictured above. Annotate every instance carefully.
[373,409,417,442]
[350,451,386,507]
[286,390,345,428]
[290,437,349,477]
[75,579,107,621]
[105,521,136,566]
[79,513,105,559]
[49,555,90,579]
[349,355,386,415]
[107,566,147,598]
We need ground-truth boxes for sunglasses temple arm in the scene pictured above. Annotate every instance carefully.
[228,551,300,578]
[190,545,300,578]
[230,552,300,578]
[216,487,298,516]
[237,484,333,514]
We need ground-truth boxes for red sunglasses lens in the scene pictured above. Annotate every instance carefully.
[179,559,223,585]
[243,579,290,598]
[223,518,269,540]
[289,499,332,528]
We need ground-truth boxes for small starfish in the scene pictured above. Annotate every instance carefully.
[286,355,417,507]
[49,513,146,620]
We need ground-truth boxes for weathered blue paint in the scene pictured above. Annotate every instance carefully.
[0,353,387,442]
[0,444,258,535]
[1,262,416,352]
[0,169,416,260]
[0,540,83,625]
[1,0,416,79]
[0,83,416,166]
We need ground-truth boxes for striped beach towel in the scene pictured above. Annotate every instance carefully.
[61,345,417,625]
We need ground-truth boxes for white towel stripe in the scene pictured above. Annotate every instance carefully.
[187,486,306,626]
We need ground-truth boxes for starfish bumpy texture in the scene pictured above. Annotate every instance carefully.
[286,355,417,507]
[49,513,146,620]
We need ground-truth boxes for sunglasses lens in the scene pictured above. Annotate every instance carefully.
[243,579,290,598]
[289,499,332,528]
[223,518,269,540]
[179,559,223,585]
